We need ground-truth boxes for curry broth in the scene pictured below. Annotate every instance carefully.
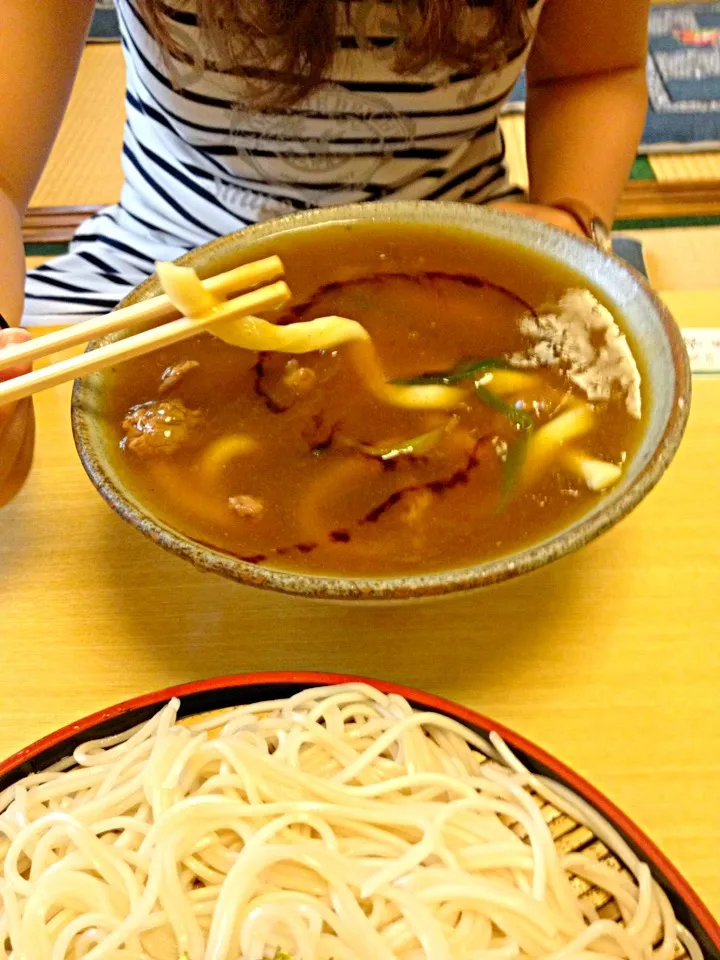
[101,221,645,576]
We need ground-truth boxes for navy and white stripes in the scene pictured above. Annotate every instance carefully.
[24,0,542,324]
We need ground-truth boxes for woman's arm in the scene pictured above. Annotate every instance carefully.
[524,0,650,227]
[0,0,94,506]
[0,0,95,325]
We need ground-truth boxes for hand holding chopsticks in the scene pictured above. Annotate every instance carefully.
[0,256,290,407]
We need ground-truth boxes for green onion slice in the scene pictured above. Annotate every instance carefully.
[390,357,508,386]
[341,417,457,461]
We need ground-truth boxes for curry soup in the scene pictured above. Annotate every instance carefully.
[100,221,646,576]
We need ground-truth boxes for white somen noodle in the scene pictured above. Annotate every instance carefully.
[0,685,697,960]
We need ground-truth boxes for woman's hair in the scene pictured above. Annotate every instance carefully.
[136,0,530,107]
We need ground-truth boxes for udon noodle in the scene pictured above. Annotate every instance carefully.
[0,685,697,960]
[157,263,463,411]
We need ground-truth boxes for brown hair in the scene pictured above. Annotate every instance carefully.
[137,0,530,107]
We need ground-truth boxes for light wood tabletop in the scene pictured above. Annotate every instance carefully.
[1,289,719,925]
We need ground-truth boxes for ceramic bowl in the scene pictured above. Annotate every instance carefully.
[72,202,691,601]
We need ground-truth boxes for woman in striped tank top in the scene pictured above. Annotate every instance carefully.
[1,0,649,502]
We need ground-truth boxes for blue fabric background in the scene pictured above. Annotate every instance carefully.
[89,0,120,41]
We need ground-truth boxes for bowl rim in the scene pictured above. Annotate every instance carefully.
[71,201,692,601]
[0,670,718,957]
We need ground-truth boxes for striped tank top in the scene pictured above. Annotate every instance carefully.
[23,0,543,324]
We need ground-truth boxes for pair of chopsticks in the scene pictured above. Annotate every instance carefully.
[0,256,290,406]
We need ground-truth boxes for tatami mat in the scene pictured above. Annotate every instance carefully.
[650,153,720,182]
[500,115,529,192]
[25,257,51,271]
[30,46,125,208]
[501,115,720,186]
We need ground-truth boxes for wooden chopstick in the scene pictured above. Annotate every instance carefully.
[0,256,284,373]
[0,279,291,406]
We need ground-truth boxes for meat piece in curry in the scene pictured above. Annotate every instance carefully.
[228,494,265,520]
[158,359,199,395]
[121,399,204,458]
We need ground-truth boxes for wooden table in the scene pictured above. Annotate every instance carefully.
[1,291,719,923]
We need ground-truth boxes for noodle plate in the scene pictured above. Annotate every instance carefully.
[0,685,698,960]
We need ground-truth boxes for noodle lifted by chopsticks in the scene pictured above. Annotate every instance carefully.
[156,263,463,411]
